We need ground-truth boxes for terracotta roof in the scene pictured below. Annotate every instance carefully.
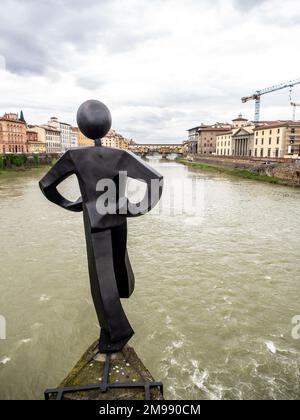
[199,127,232,133]
[187,125,210,132]
[216,131,233,136]
[254,121,300,130]
[232,117,248,121]
[188,123,232,132]
[0,117,26,124]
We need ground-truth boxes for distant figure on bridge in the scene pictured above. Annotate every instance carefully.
[39,100,163,353]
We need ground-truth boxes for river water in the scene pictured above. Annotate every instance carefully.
[0,159,300,400]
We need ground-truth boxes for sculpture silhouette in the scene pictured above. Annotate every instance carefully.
[39,100,163,353]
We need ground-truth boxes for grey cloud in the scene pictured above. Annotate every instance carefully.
[234,0,300,27]
[233,0,268,11]
[0,0,163,75]
[128,109,187,126]
[263,14,300,27]
[77,76,106,91]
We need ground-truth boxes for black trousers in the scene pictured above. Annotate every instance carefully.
[83,211,135,353]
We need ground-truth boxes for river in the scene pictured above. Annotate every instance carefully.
[0,159,300,400]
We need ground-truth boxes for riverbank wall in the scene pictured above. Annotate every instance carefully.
[45,340,163,400]
[0,153,60,170]
[179,155,300,187]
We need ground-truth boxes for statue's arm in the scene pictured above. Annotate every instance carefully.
[39,152,83,212]
[119,151,163,217]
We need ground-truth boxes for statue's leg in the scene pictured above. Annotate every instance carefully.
[84,215,134,353]
[111,221,135,298]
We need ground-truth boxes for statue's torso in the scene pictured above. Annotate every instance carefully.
[69,147,127,230]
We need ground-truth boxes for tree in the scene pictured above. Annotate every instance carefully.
[19,110,26,124]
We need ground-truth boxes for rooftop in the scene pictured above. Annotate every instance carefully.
[232,113,248,122]
[254,121,300,130]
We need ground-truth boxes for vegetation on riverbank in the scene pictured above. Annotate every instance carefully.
[0,154,57,173]
[176,157,286,185]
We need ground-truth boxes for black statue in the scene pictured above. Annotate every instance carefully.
[39,100,163,353]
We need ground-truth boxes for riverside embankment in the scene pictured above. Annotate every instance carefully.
[177,156,300,187]
[0,154,58,171]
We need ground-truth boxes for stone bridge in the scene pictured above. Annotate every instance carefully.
[129,143,183,157]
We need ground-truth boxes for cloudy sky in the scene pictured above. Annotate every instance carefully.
[1,0,300,143]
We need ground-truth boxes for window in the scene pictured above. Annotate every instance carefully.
[269,130,272,135]
[256,139,258,145]
[268,148,271,157]
[291,128,295,134]
[261,139,264,145]
[262,131,264,135]
[277,137,280,145]
[275,148,279,157]
[277,129,280,134]
[260,148,264,157]
[256,132,258,136]
[254,148,257,157]
[269,138,272,145]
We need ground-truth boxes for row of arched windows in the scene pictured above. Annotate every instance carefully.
[7,124,23,133]
[7,134,24,142]
[2,145,25,153]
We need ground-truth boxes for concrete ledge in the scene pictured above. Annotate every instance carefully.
[53,340,163,400]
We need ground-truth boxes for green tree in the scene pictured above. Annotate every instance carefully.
[19,110,26,124]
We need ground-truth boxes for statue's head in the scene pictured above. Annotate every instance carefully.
[77,99,112,142]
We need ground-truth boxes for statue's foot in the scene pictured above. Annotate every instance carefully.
[99,329,134,353]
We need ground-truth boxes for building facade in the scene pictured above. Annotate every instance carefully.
[102,130,130,149]
[30,125,61,154]
[216,118,300,159]
[186,123,231,155]
[216,131,233,156]
[216,115,255,157]
[197,125,232,155]
[48,117,72,152]
[217,127,254,157]
[232,127,254,157]
[185,139,198,154]
[26,130,46,154]
[71,127,79,148]
[0,113,27,154]
[253,122,300,158]
[44,126,61,154]
[77,130,94,147]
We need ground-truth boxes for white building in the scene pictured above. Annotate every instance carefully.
[30,125,61,154]
[71,127,79,148]
[216,115,255,157]
[48,117,72,152]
